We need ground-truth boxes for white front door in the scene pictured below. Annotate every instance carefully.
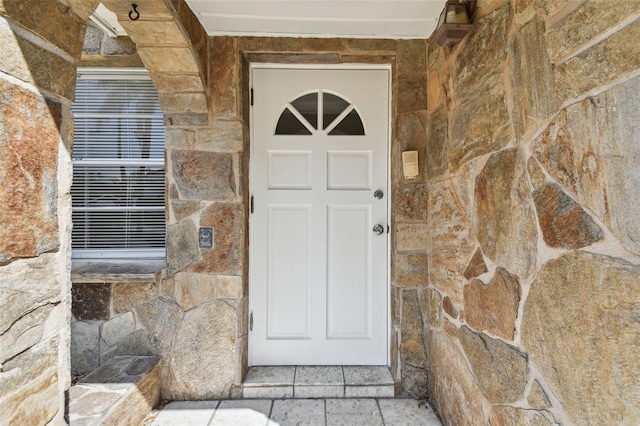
[249,66,389,365]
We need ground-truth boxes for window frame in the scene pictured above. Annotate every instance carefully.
[71,67,166,261]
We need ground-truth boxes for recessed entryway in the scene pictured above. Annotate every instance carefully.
[249,65,391,366]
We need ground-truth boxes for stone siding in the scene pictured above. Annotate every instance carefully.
[0,1,85,423]
[426,0,640,424]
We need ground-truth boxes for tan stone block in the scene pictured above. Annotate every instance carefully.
[489,406,555,426]
[188,203,244,275]
[426,105,448,179]
[533,183,604,249]
[195,121,244,152]
[429,330,487,425]
[396,112,427,182]
[453,3,510,100]
[394,254,429,288]
[427,288,442,328]
[458,326,529,403]
[0,303,54,363]
[449,74,511,171]
[509,17,556,141]
[175,272,217,310]
[171,200,203,222]
[464,268,521,341]
[151,73,205,93]
[428,179,476,304]
[301,38,345,51]
[442,296,458,319]
[239,36,303,52]
[528,380,552,409]
[0,335,58,396]
[166,219,201,273]
[164,113,209,127]
[120,20,188,47]
[397,75,427,113]
[475,148,537,280]
[168,301,237,399]
[400,289,427,369]
[0,80,60,263]
[395,183,428,222]
[545,0,640,64]
[0,365,59,425]
[526,156,547,190]
[112,282,157,314]
[171,150,236,201]
[462,248,488,280]
[159,92,207,113]
[138,47,200,73]
[1,0,86,58]
[101,35,137,56]
[522,251,640,425]
[556,18,640,104]
[102,0,174,21]
[427,69,441,111]
[134,298,182,359]
[396,223,429,252]
[342,38,397,52]
[102,312,136,347]
[338,54,395,65]
[210,37,238,118]
[0,254,61,337]
[397,39,426,74]
[218,275,243,299]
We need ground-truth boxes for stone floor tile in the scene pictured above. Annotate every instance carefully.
[211,399,275,426]
[326,399,383,426]
[152,401,218,426]
[244,366,296,386]
[295,366,344,386]
[345,385,394,398]
[295,384,344,398]
[244,385,294,399]
[270,399,326,426]
[378,398,441,426]
[79,357,134,383]
[343,366,393,386]
[69,390,122,416]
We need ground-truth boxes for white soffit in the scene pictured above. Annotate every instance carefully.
[184,0,447,39]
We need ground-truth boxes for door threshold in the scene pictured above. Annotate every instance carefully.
[243,366,395,398]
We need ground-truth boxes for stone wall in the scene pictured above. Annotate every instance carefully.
[0,0,89,423]
[425,0,640,424]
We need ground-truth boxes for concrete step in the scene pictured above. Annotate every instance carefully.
[69,356,161,425]
[242,366,395,399]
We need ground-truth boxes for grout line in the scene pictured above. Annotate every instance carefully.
[323,398,328,426]
[205,400,220,426]
[341,365,346,396]
[267,399,274,422]
[376,398,387,426]
[292,365,297,398]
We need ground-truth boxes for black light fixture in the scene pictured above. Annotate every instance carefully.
[431,0,475,49]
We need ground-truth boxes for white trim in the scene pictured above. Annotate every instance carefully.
[73,248,165,260]
[77,67,151,80]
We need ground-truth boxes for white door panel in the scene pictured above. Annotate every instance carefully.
[250,66,389,365]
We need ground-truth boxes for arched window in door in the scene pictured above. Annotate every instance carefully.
[275,91,365,136]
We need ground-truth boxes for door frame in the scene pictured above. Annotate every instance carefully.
[248,63,393,366]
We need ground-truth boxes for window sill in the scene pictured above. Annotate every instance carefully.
[71,259,165,284]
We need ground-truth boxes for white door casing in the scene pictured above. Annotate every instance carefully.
[249,66,390,365]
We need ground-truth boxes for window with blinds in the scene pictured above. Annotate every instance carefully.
[71,69,165,259]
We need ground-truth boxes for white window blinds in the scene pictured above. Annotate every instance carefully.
[71,69,165,259]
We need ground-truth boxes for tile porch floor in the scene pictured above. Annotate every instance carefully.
[145,398,442,425]
[144,367,442,425]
